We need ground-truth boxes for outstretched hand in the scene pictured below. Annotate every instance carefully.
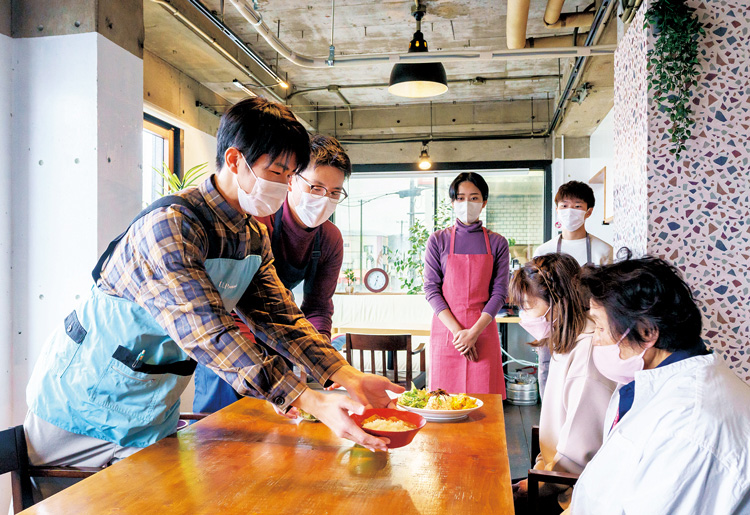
[293,388,391,451]
[332,366,405,409]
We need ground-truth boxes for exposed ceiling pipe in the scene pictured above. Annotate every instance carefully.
[544,0,567,25]
[230,0,615,67]
[327,86,353,129]
[286,74,561,101]
[546,0,617,133]
[506,0,531,50]
[545,12,595,28]
[527,33,589,48]
[150,0,286,103]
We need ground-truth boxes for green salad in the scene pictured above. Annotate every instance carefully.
[397,383,431,409]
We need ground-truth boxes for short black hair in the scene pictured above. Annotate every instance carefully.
[215,97,310,173]
[449,172,489,201]
[555,181,595,209]
[579,254,707,354]
[307,134,352,178]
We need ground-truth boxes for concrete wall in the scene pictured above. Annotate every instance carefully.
[8,30,142,425]
[0,39,12,511]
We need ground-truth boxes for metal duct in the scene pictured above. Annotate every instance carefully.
[507,0,531,50]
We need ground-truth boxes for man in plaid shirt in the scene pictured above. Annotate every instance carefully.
[25,98,403,485]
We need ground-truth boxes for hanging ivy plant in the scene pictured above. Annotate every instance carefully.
[644,0,705,159]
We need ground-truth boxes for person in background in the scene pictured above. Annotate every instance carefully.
[193,134,351,414]
[533,181,614,398]
[566,256,750,515]
[424,172,509,396]
[24,98,403,498]
[509,254,616,514]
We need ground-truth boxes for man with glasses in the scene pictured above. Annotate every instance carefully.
[193,134,352,415]
[25,99,401,497]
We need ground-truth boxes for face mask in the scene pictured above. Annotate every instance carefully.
[295,190,337,228]
[236,155,288,217]
[557,208,587,232]
[592,328,646,384]
[519,305,552,341]
[454,201,483,224]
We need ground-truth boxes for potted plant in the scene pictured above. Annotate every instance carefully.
[155,162,208,195]
[343,268,356,294]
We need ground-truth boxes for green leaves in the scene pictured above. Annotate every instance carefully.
[154,162,209,196]
[644,0,704,160]
[385,199,453,294]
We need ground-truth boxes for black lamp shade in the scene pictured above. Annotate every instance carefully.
[388,30,448,98]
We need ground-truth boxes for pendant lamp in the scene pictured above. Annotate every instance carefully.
[388,5,448,98]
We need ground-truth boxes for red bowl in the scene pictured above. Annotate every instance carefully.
[350,408,426,449]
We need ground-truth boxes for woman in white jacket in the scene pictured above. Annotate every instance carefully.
[568,256,750,515]
[509,253,616,514]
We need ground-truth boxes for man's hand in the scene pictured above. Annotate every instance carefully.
[331,366,405,409]
[272,404,300,419]
[292,388,390,452]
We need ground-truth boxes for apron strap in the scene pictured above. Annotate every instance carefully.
[271,203,323,297]
[92,195,219,283]
[302,232,322,298]
[482,228,491,254]
[450,225,456,255]
[556,234,593,265]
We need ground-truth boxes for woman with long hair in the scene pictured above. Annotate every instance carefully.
[509,253,615,514]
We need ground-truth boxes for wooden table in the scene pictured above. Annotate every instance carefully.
[22,395,513,514]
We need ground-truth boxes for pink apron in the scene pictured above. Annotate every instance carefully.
[429,226,506,397]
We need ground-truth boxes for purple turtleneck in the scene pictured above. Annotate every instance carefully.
[424,220,509,317]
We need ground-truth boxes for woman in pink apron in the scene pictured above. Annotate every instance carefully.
[424,172,509,397]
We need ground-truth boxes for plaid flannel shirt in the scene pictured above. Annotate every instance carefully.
[97,176,347,410]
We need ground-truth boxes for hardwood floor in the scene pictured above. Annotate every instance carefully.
[504,400,542,481]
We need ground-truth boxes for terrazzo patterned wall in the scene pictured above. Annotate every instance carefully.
[614,0,750,383]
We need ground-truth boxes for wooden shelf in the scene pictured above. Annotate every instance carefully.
[589,167,606,184]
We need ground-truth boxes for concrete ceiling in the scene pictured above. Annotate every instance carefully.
[144,0,616,142]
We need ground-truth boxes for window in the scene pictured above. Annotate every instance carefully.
[142,115,181,206]
[335,169,547,293]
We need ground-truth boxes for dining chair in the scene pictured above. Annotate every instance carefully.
[527,425,580,513]
[344,333,426,388]
[0,425,101,513]
[1,412,209,512]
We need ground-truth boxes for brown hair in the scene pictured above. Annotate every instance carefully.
[508,253,589,354]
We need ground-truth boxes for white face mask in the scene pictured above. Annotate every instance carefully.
[236,155,288,217]
[557,208,587,232]
[454,200,483,224]
[295,190,337,228]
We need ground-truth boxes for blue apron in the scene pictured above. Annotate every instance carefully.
[27,196,260,447]
[193,203,320,413]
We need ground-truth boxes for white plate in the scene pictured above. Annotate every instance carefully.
[396,398,483,422]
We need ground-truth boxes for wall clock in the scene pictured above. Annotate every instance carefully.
[363,268,389,293]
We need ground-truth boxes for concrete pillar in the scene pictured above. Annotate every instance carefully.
[613,0,750,382]
[4,0,144,429]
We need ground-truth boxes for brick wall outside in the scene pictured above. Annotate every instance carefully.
[485,194,544,246]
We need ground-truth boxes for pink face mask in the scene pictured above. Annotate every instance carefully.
[519,305,552,341]
[592,328,646,384]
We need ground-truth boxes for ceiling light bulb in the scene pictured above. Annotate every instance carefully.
[418,148,432,170]
[279,81,289,89]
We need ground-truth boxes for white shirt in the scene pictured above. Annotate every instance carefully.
[536,331,616,507]
[570,354,750,515]
[533,233,613,266]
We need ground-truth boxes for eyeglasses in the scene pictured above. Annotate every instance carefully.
[296,174,348,204]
